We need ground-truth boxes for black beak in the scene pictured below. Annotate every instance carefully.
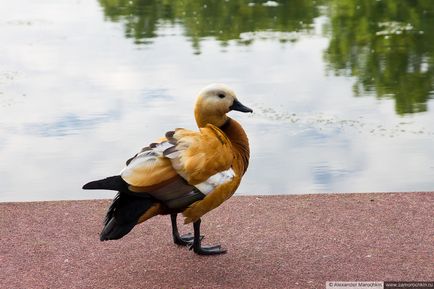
[229,99,253,113]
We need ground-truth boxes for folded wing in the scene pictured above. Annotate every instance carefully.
[121,124,235,193]
[121,141,178,187]
[163,124,234,185]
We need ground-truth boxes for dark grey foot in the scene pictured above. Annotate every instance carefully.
[190,243,227,255]
[171,213,204,247]
[191,218,226,255]
[173,232,203,246]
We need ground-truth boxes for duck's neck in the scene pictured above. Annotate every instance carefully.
[219,118,250,175]
[195,108,228,128]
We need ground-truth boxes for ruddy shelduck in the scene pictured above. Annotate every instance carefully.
[83,84,252,255]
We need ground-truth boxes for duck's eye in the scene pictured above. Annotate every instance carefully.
[218,93,225,99]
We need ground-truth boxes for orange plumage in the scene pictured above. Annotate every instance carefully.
[83,83,252,255]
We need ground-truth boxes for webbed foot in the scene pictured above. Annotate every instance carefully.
[190,243,227,255]
[191,219,226,255]
[173,232,203,246]
[171,213,203,246]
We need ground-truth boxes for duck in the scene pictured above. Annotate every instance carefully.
[83,83,252,255]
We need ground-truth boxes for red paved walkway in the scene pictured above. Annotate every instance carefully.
[1,193,433,289]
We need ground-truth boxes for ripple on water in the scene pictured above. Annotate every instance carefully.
[252,103,434,137]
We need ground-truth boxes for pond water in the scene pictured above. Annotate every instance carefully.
[1,0,433,201]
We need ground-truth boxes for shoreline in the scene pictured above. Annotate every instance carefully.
[1,192,433,288]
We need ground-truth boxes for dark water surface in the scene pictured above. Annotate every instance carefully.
[1,0,433,201]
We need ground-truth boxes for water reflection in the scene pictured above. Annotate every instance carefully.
[325,0,434,114]
[99,0,434,114]
[23,113,116,137]
[1,0,434,201]
[98,0,321,49]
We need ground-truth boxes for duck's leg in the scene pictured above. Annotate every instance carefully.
[191,218,226,255]
[171,213,198,246]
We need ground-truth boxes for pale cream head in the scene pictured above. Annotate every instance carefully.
[194,83,252,128]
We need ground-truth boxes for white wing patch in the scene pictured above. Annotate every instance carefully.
[195,168,235,195]
[121,141,173,176]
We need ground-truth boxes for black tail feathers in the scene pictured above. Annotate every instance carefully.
[84,175,155,240]
[100,217,137,241]
[82,175,127,191]
[99,193,154,241]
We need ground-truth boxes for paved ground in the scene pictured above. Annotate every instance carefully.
[1,192,433,289]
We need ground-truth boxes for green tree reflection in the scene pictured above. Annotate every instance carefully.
[98,0,434,114]
[98,0,321,49]
[324,0,434,114]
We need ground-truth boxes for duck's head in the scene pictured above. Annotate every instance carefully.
[194,83,253,128]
